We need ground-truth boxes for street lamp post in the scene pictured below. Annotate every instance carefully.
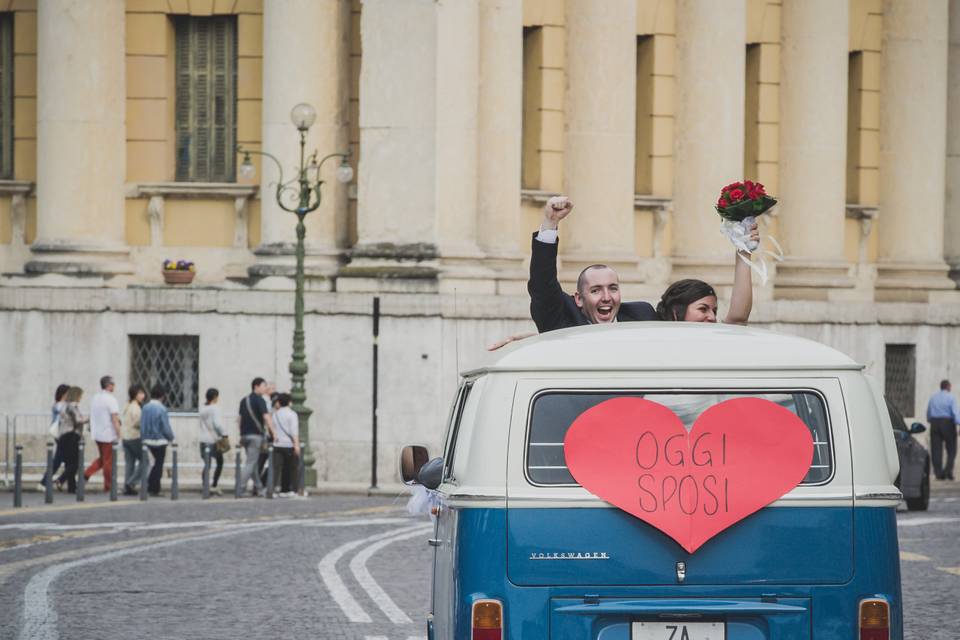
[237,102,353,488]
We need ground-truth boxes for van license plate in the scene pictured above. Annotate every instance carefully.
[632,622,724,640]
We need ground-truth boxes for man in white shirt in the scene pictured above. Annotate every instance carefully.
[84,375,122,493]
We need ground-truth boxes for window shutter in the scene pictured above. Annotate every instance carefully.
[0,14,13,179]
[175,16,194,181]
[175,16,237,182]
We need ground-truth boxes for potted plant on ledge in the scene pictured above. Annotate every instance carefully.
[162,259,196,285]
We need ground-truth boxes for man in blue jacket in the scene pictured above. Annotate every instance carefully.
[140,384,175,496]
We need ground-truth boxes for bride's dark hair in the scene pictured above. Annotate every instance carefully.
[656,279,717,321]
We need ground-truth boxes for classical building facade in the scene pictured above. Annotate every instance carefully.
[1,0,960,487]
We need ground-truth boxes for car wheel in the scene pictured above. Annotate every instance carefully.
[906,465,930,511]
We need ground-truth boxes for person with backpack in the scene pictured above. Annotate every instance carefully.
[237,377,276,497]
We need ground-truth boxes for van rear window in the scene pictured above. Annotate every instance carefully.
[527,391,832,486]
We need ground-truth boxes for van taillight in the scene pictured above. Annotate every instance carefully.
[472,599,502,640]
[859,598,890,640]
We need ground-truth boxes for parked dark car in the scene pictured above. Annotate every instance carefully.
[886,399,931,511]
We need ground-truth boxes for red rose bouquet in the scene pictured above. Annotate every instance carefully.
[715,180,777,222]
[714,180,782,284]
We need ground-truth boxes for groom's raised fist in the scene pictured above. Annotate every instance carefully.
[542,195,573,230]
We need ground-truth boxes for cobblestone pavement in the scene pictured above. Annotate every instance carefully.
[1,482,959,639]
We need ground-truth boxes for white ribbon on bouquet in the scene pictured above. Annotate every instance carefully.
[719,214,784,285]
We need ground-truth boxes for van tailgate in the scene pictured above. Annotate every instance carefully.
[506,505,852,586]
[549,596,810,640]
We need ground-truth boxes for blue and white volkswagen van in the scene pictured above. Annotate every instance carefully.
[402,323,903,640]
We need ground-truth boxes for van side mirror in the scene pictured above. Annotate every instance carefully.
[418,457,444,490]
[910,422,927,434]
[400,445,430,485]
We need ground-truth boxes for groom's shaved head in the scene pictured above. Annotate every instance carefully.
[577,264,614,294]
[574,264,621,324]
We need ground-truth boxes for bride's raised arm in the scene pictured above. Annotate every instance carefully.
[723,222,759,325]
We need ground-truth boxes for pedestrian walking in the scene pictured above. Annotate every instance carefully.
[198,388,225,495]
[259,392,280,488]
[121,384,146,495]
[39,383,70,491]
[927,379,959,480]
[237,377,275,496]
[272,393,300,496]
[83,376,122,493]
[56,386,88,493]
[256,383,277,486]
[140,384,175,496]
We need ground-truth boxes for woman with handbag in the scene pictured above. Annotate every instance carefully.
[57,386,88,493]
[198,387,226,495]
[39,383,71,491]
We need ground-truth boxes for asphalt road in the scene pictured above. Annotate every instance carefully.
[1,483,958,640]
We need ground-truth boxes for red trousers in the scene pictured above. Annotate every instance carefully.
[84,441,114,492]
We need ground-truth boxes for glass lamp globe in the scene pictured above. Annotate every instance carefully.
[238,156,256,181]
[290,103,317,131]
[336,161,354,184]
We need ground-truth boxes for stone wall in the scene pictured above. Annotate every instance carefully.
[2,285,959,488]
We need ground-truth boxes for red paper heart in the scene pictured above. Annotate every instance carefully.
[563,397,814,553]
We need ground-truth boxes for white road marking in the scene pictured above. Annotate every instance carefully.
[0,522,147,531]
[937,567,960,576]
[897,516,960,527]
[364,637,389,640]
[16,516,422,640]
[319,523,431,624]
[900,551,931,561]
[19,525,265,640]
[350,526,432,624]
[0,517,415,555]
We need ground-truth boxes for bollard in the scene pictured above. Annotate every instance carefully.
[44,441,54,504]
[170,443,178,501]
[140,444,149,501]
[298,448,306,497]
[234,449,242,498]
[77,439,85,502]
[266,445,275,499]
[13,444,22,508]
[110,441,118,502]
[201,444,210,499]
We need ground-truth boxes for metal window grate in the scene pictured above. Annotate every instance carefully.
[885,344,916,418]
[129,335,199,412]
[174,15,237,182]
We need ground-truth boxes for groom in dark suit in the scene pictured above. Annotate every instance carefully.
[528,195,657,333]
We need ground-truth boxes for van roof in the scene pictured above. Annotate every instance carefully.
[466,322,863,375]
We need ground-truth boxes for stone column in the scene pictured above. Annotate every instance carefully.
[877,0,954,300]
[27,0,130,277]
[946,0,960,281]
[476,0,524,293]
[561,0,639,282]
[435,0,491,293]
[341,0,440,291]
[251,0,350,287]
[672,0,746,282]
[774,0,853,299]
